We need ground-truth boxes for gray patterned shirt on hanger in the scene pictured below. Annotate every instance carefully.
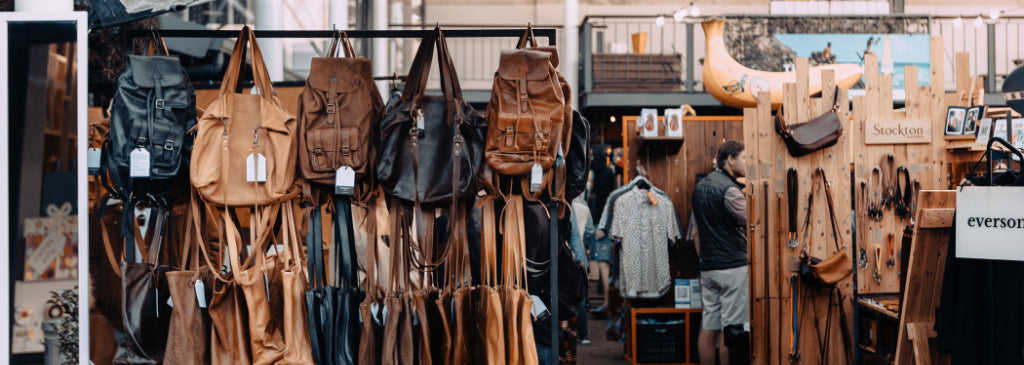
[609,186,682,299]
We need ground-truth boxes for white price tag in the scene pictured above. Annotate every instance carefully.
[335,166,356,195]
[130,148,150,178]
[87,148,102,175]
[195,279,207,308]
[250,85,261,95]
[530,295,550,322]
[530,163,543,193]
[415,109,425,131]
[246,153,267,183]
[167,295,173,308]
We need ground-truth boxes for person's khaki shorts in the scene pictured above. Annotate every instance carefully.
[699,266,749,331]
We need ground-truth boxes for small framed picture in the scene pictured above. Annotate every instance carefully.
[664,108,683,137]
[963,105,985,135]
[639,108,659,137]
[1012,119,1024,149]
[945,106,968,135]
[993,118,1009,141]
[975,118,993,146]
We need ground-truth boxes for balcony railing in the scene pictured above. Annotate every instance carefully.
[578,14,1024,108]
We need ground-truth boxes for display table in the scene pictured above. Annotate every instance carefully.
[625,307,702,365]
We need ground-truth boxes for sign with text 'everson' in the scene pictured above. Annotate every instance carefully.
[864,119,932,144]
[956,186,1024,262]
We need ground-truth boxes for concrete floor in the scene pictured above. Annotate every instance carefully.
[577,312,632,365]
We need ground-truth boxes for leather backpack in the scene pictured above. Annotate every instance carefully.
[564,110,591,201]
[298,31,383,193]
[191,26,299,206]
[107,31,196,183]
[484,28,570,180]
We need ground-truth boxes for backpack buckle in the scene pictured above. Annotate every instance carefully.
[164,140,174,150]
[341,145,351,156]
[314,147,323,156]
[155,99,165,110]
[326,103,336,114]
[505,126,515,147]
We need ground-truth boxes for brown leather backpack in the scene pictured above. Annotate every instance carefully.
[191,26,299,207]
[485,28,569,176]
[297,31,383,193]
[484,28,572,201]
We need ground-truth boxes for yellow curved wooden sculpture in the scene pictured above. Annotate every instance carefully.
[702,19,863,109]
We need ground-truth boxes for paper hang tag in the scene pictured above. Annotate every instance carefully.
[167,295,173,308]
[130,148,150,178]
[530,295,550,322]
[335,166,356,195]
[195,279,207,308]
[647,190,659,205]
[250,85,261,95]
[530,163,543,193]
[415,109,425,132]
[87,148,102,175]
[246,153,267,183]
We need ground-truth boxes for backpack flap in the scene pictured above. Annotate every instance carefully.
[306,57,365,93]
[128,55,187,88]
[496,49,556,82]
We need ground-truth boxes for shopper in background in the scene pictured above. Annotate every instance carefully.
[570,196,595,345]
[690,140,750,365]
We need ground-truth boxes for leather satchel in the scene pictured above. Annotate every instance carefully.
[774,89,842,157]
[376,26,486,204]
[798,168,853,286]
[191,26,299,206]
[297,31,383,192]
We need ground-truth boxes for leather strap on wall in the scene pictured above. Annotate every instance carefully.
[787,168,798,248]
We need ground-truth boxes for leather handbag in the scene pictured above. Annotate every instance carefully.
[113,204,178,365]
[227,204,287,365]
[191,26,299,206]
[163,206,211,365]
[799,168,853,286]
[107,30,196,183]
[774,89,842,157]
[376,26,486,204]
[564,110,592,201]
[305,192,365,365]
[278,202,316,365]
[297,31,383,194]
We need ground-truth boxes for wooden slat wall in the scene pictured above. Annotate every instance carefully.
[741,37,965,365]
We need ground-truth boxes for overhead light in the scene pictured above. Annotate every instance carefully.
[610,116,616,124]
[953,16,963,28]
[974,15,984,27]
[690,4,701,17]
[674,8,688,22]
[656,15,665,26]
[991,9,1001,20]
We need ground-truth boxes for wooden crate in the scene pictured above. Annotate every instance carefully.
[593,53,683,93]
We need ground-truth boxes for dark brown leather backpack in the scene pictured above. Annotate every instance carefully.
[298,31,383,195]
[484,27,572,199]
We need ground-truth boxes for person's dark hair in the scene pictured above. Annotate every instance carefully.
[716,140,745,169]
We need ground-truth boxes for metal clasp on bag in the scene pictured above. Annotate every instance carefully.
[453,134,463,157]
[326,103,336,114]
[163,139,174,150]
[155,99,165,110]
[341,145,351,156]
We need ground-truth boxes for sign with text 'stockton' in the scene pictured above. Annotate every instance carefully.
[865,118,932,144]
[956,186,1024,262]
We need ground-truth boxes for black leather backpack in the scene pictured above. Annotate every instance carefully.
[108,32,196,184]
[565,110,592,201]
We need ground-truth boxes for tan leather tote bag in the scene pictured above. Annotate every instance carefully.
[192,26,299,206]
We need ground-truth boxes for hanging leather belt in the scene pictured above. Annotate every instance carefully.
[894,166,911,221]
[787,168,799,249]
[868,166,883,222]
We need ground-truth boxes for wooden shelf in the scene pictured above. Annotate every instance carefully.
[857,297,900,321]
[636,136,685,154]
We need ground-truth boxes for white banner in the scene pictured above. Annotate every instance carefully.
[955,186,1024,261]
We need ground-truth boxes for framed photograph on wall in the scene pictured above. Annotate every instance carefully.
[963,105,985,135]
[993,118,1009,141]
[945,106,967,135]
[639,108,659,137]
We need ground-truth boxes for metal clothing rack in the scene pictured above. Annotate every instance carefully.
[126,26,563,365]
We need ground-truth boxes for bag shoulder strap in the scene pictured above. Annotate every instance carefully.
[800,168,843,254]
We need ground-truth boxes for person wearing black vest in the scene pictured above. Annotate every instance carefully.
[691,140,750,365]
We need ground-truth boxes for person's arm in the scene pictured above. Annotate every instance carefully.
[584,212,596,255]
[569,211,589,269]
[688,211,700,258]
[724,187,747,227]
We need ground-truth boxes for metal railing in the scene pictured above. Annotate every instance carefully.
[578,14,1024,104]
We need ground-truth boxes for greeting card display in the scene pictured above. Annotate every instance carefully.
[23,203,78,281]
[639,108,659,137]
[664,108,683,137]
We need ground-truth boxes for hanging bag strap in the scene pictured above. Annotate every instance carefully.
[800,168,844,255]
[307,190,327,289]
[335,195,358,288]
[219,26,279,107]
[326,30,356,58]
[787,168,799,248]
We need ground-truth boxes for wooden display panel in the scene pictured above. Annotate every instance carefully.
[894,190,955,365]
